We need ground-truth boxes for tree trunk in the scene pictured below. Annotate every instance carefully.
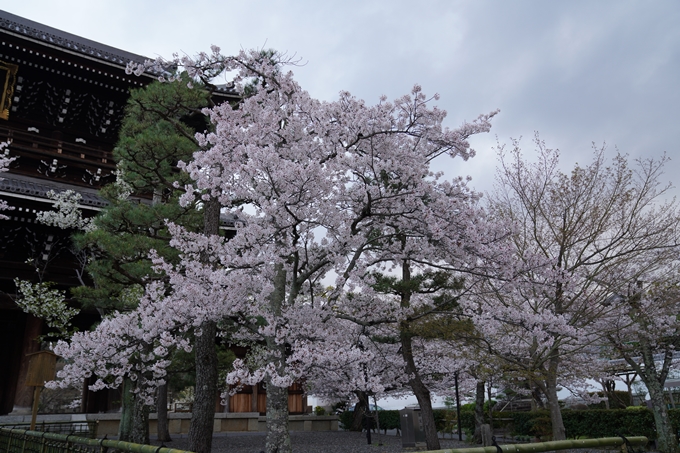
[400,330,440,450]
[545,367,566,441]
[188,198,221,453]
[531,380,545,410]
[599,379,611,409]
[156,383,171,442]
[645,374,678,453]
[264,265,292,453]
[118,377,149,443]
[399,259,440,450]
[351,391,370,431]
[264,370,292,453]
[131,391,150,444]
[638,340,678,453]
[409,375,439,450]
[473,380,485,444]
[188,321,218,453]
[487,381,494,431]
[119,377,134,442]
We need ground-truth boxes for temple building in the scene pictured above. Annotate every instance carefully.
[0,8,161,415]
[0,10,307,417]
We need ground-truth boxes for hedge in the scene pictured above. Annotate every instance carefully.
[339,408,474,434]
[342,407,674,440]
[338,410,401,432]
[492,409,667,440]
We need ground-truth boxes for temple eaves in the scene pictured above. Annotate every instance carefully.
[0,9,150,69]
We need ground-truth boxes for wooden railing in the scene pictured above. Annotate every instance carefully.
[0,427,194,453]
[0,127,114,168]
[421,436,649,453]
[0,421,98,439]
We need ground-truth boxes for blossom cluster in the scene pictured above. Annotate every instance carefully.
[49,281,190,404]
[36,190,95,232]
[14,279,79,337]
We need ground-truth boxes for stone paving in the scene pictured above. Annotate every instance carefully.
[151,430,471,453]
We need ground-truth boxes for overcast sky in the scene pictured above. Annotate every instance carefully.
[6,1,680,196]
[5,1,676,406]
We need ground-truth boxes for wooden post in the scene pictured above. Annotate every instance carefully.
[30,387,42,430]
[251,384,258,412]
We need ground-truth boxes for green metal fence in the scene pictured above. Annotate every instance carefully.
[0,421,98,439]
[0,428,194,453]
[421,436,649,453]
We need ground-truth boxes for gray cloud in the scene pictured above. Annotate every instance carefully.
[6,0,680,194]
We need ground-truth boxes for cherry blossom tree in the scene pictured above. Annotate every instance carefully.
[475,136,680,440]
[597,275,680,453]
[51,48,500,453]
[36,190,95,232]
[126,48,500,453]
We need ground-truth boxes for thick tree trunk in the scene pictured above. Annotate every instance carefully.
[411,376,439,449]
[188,198,221,453]
[400,330,440,450]
[264,370,292,453]
[188,321,218,453]
[473,380,485,444]
[118,377,150,443]
[264,266,292,453]
[409,375,439,450]
[531,379,545,410]
[131,392,150,444]
[156,383,171,442]
[547,282,566,440]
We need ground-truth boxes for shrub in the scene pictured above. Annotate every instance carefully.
[378,410,400,432]
[498,409,661,439]
[339,410,353,430]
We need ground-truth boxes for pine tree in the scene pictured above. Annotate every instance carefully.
[73,75,212,443]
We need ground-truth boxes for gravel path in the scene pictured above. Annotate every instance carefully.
[151,431,470,453]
